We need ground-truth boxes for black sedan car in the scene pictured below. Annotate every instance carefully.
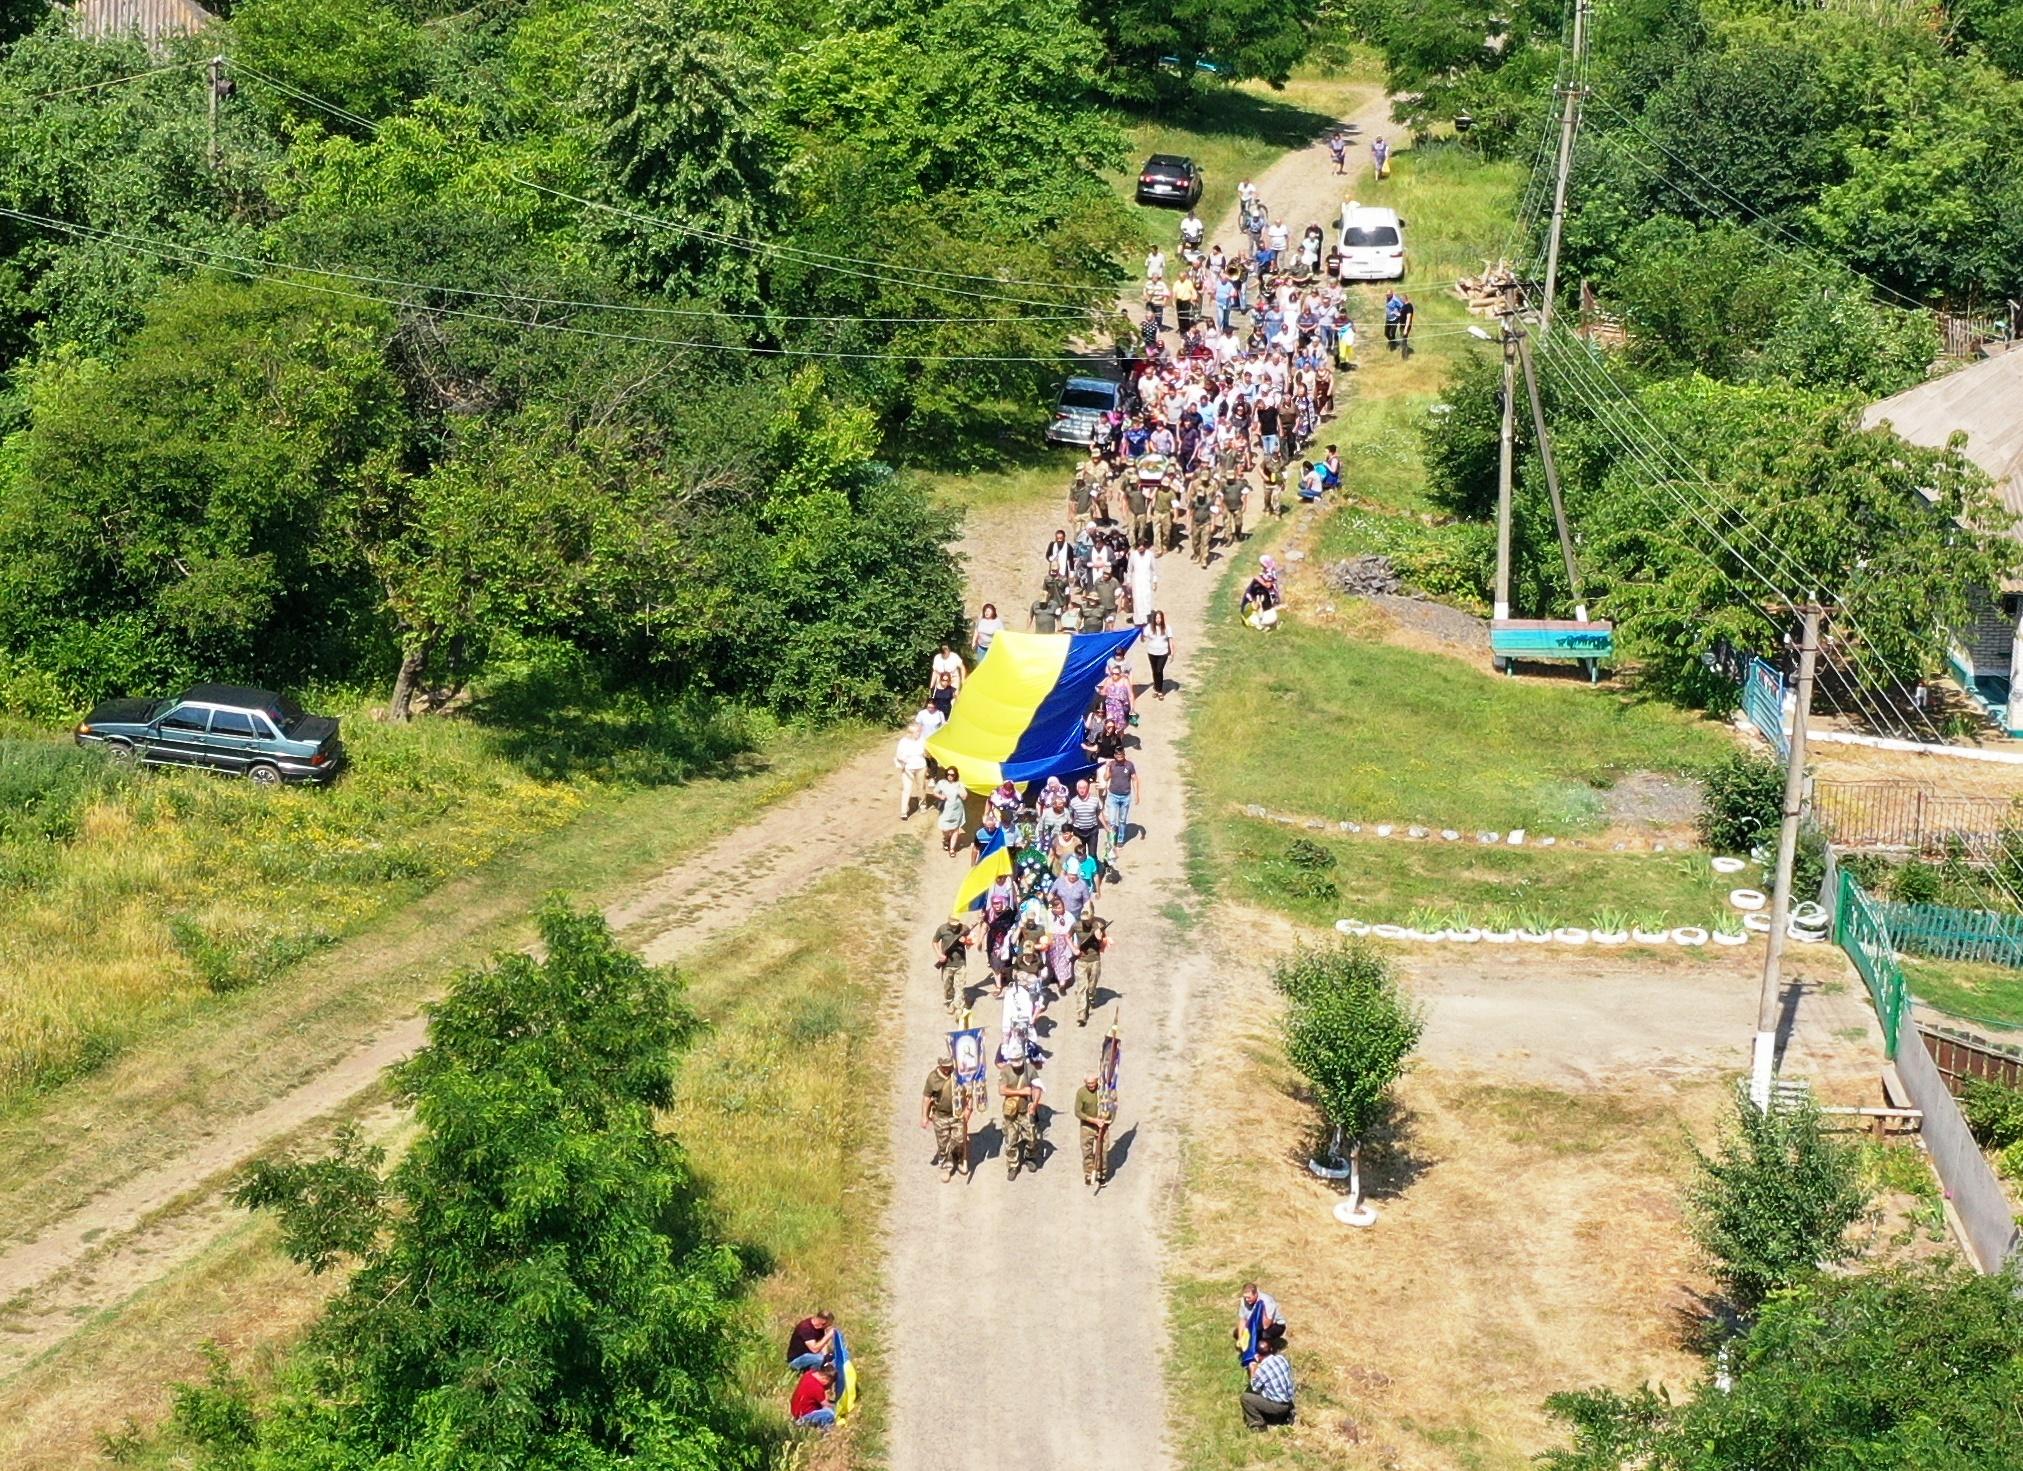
[1135,154,1203,207]
[75,683,345,786]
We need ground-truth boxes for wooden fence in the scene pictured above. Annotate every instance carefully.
[1878,901,2023,969]
[1922,1025,2023,1090]
[1810,780,2020,861]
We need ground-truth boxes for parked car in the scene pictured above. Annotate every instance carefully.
[1337,202,1406,281]
[1044,375,1123,446]
[1136,154,1203,207]
[75,683,345,786]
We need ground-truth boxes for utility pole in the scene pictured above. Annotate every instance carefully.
[207,56,225,172]
[1751,604,1821,1111]
[1493,314,1517,626]
[1513,328,1587,621]
[1539,0,1590,337]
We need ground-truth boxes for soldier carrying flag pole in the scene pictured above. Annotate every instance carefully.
[1079,1016,1122,1191]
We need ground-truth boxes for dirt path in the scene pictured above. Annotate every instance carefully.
[880,85,1386,1471]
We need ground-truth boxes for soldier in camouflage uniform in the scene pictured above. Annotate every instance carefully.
[1123,475,1151,547]
[1189,480,1213,565]
[920,1056,969,1180]
[1152,478,1178,553]
[933,916,969,1015]
[1071,911,1108,1026]
[999,1052,1042,1180]
[1074,1072,1108,1188]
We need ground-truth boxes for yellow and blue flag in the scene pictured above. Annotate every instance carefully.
[948,826,1012,918]
[926,628,1140,791]
[833,1326,858,1421]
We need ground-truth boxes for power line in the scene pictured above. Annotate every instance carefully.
[5,58,208,105]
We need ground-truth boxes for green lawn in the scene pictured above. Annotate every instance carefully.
[1182,101,1733,931]
[1905,955,2023,1032]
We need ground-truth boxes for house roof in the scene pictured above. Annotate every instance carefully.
[69,0,216,46]
[1864,348,2023,591]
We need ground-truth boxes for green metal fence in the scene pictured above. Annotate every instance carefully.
[1836,869,1909,1058]
[1875,901,2023,969]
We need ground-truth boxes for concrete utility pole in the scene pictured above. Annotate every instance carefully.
[1493,316,1517,625]
[1751,604,1822,1111]
[1513,328,1587,621]
[207,56,225,172]
[1539,0,1591,337]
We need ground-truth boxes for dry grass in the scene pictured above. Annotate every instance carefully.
[1167,956,1720,1471]
[1807,738,2023,801]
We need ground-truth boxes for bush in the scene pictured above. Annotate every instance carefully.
[1959,1077,2023,1150]
[0,738,128,843]
[1698,749,1784,854]
[1393,522,1495,608]
[1890,858,1944,906]
[1687,1085,1872,1310]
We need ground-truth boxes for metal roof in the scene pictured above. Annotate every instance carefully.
[1863,349,2023,525]
[69,0,216,46]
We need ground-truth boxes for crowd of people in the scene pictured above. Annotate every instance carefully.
[834,178,1359,1442]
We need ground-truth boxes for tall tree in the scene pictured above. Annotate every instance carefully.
[1080,0,1311,101]
[202,902,761,1471]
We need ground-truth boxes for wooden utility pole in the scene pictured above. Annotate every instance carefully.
[1751,604,1822,1111]
[207,56,225,172]
[1493,317,1517,626]
[1539,0,1591,336]
[1513,328,1587,621]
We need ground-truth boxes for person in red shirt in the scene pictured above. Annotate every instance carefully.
[790,1364,837,1429]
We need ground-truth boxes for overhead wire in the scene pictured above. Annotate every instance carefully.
[4,57,209,105]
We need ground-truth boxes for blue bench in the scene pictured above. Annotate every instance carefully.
[1490,619,1614,683]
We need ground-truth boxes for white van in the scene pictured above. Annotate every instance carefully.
[1337,203,1405,281]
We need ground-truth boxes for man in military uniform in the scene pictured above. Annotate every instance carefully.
[1225,472,1247,543]
[1074,1071,1108,1188]
[1013,908,1052,1012]
[1067,464,1094,526]
[999,1052,1042,1180]
[920,1055,969,1180]
[1151,476,1178,554]
[1189,479,1214,565]
[1123,474,1150,547]
[933,916,969,1015]
[1072,911,1108,1026]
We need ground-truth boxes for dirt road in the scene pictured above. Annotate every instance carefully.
[880,84,1387,1471]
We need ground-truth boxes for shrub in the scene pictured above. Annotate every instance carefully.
[1890,859,1943,906]
[1698,749,1784,854]
[1687,1085,1872,1309]
[0,738,129,843]
[1959,1077,2023,1150]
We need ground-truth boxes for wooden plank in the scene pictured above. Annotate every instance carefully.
[1490,627,1614,658]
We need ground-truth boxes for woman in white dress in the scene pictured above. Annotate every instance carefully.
[1127,534,1157,627]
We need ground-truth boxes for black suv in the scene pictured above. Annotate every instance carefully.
[1135,154,1203,207]
[75,683,345,786]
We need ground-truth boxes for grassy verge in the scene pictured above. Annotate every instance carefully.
[0,845,916,1470]
[1905,955,2023,1032]
[0,719,870,1249]
[0,678,791,1102]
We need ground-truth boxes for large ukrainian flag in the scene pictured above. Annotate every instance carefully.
[926,627,1140,792]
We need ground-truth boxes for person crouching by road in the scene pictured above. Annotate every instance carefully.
[790,1363,838,1430]
[1240,1329,1295,1430]
[787,1311,836,1371]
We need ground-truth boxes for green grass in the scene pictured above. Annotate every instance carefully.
[670,845,913,1461]
[1904,955,2023,1032]
[928,452,1081,517]
[1227,817,1743,932]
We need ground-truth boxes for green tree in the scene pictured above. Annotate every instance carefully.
[1276,943,1423,1219]
[193,901,761,1471]
[0,278,408,700]
[1080,0,1312,102]
[231,0,434,131]
[583,0,783,304]
[1542,1263,2023,1470]
[1686,1085,1871,1311]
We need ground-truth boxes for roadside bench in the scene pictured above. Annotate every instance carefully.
[1490,619,1614,683]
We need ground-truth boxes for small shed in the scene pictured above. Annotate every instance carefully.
[1862,349,2023,731]
[69,0,216,48]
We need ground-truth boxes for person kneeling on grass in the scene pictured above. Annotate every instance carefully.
[787,1310,836,1371]
[791,1363,838,1430]
[1240,1329,1295,1430]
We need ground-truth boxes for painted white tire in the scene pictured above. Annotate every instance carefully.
[1554,927,1591,945]
[1787,923,1827,944]
[1518,931,1555,944]
[1728,888,1768,911]
[1671,927,1710,946]
[1402,929,1434,942]
[1711,856,1747,875]
[1333,1200,1379,1227]
[1307,1156,1353,1180]
[1448,928,1483,944]
[1335,919,1372,936]
[1592,930,1629,946]
[1631,929,1671,946]
[1482,930,1518,944]
[1743,912,1774,933]
[1713,930,1748,946]
[1371,923,1410,940]
[1374,825,1394,837]
[1790,901,1828,926]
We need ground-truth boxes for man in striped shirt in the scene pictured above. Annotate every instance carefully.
[1066,779,1106,858]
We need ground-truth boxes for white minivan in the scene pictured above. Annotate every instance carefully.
[1337,203,1405,281]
